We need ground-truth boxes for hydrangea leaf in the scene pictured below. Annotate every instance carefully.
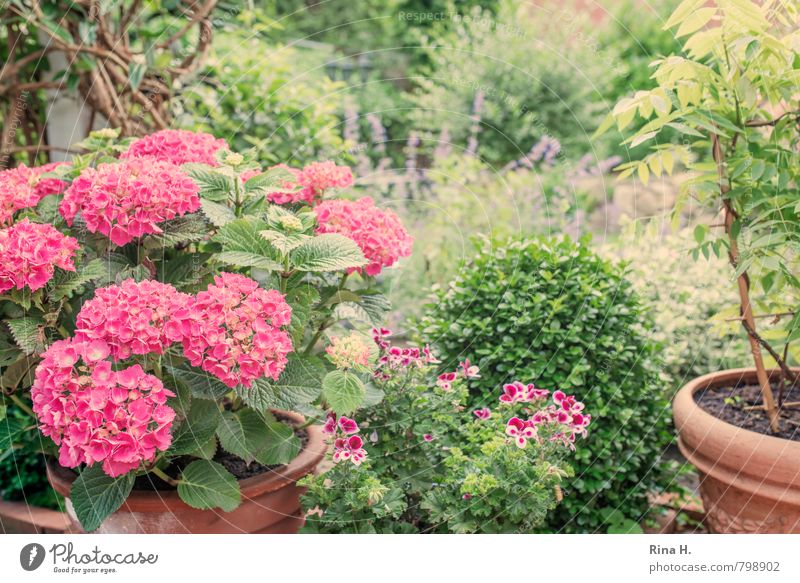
[290,233,367,272]
[177,460,241,512]
[255,422,300,466]
[321,370,365,415]
[70,465,135,532]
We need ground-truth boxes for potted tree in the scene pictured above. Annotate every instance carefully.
[598,0,800,532]
[0,128,413,533]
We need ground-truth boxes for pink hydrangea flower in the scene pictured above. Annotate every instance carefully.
[59,158,200,246]
[121,129,228,166]
[74,279,191,360]
[0,219,78,293]
[0,163,68,225]
[167,273,293,388]
[31,338,175,477]
[332,435,367,465]
[325,333,371,370]
[499,381,550,404]
[473,407,491,420]
[314,197,413,276]
[297,161,353,196]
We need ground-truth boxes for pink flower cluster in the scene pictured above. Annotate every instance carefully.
[323,413,367,466]
[314,197,413,276]
[257,161,353,206]
[0,219,78,293]
[371,327,439,378]
[166,273,293,388]
[501,386,591,450]
[31,339,175,477]
[0,163,68,225]
[436,359,481,391]
[59,158,200,246]
[121,129,228,166]
[75,280,191,360]
[473,407,491,420]
[499,381,550,404]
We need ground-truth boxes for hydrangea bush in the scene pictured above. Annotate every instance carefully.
[0,127,413,531]
[301,328,591,533]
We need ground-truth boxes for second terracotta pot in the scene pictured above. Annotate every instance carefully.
[47,411,326,534]
[673,368,800,533]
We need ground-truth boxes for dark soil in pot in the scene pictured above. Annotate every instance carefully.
[694,381,800,441]
[133,427,310,491]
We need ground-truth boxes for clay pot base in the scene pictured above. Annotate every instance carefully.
[47,411,326,534]
[674,369,800,534]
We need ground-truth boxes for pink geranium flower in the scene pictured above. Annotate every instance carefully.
[121,129,228,166]
[473,407,491,420]
[59,158,200,246]
[499,381,550,404]
[332,435,367,466]
[505,417,537,448]
[314,197,413,276]
[0,219,78,293]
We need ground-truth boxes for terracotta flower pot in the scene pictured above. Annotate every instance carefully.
[673,368,800,533]
[47,411,326,534]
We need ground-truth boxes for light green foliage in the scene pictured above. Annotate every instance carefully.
[419,236,671,532]
[603,228,752,390]
[175,32,345,166]
[598,0,800,365]
[301,359,573,533]
[411,2,616,166]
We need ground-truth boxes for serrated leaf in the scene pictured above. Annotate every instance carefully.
[184,165,235,202]
[71,465,135,532]
[257,422,300,466]
[168,399,221,456]
[321,370,365,414]
[5,317,45,355]
[290,234,367,272]
[260,229,311,254]
[217,409,270,465]
[215,251,283,271]
[178,460,241,512]
[165,365,230,400]
[244,166,296,196]
[234,355,325,412]
[287,286,320,345]
[50,258,108,300]
[200,199,236,227]
[147,213,207,246]
[188,435,217,460]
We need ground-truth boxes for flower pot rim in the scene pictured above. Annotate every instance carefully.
[46,409,327,507]
[673,366,800,450]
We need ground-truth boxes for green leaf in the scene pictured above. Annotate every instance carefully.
[244,166,296,195]
[50,258,108,300]
[71,465,135,532]
[178,460,241,512]
[147,213,207,246]
[0,415,25,449]
[257,421,300,466]
[5,317,44,355]
[216,409,269,465]
[260,229,311,254]
[290,234,367,272]
[128,62,146,91]
[321,370,366,414]
[234,355,325,412]
[200,199,236,228]
[169,399,221,456]
[215,251,283,271]
[184,165,235,202]
[165,365,229,400]
[287,287,320,345]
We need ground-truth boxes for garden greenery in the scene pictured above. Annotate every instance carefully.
[301,328,590,533]
[419,236,670,532]
[598,0,800,431]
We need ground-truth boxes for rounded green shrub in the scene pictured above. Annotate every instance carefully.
[418,236,671,532]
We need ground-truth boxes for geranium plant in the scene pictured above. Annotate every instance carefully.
[597,0,800,431]
[0,127,412,531]
[301,328,591,534]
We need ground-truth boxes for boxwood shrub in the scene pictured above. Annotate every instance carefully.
[418,236,671,532]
